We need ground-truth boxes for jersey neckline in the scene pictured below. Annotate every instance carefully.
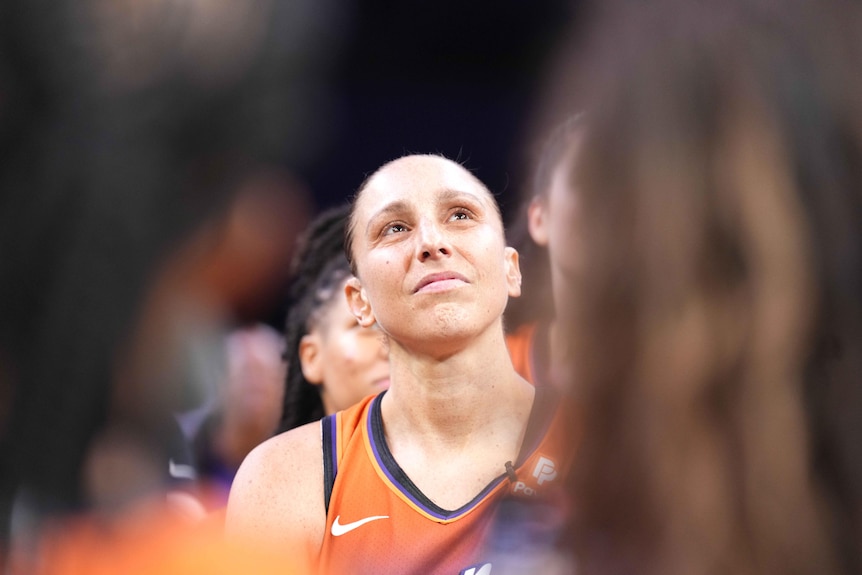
[364,387,559,521]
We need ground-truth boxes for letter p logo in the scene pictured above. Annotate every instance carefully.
[532,456,557,485]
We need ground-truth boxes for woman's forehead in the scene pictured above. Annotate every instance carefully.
[356,155,497,218]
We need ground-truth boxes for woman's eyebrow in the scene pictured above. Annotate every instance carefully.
[436,188,484,205]
[365,200,410,235]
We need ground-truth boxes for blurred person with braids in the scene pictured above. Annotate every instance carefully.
[279,203,390,434]
[533,0,862,574]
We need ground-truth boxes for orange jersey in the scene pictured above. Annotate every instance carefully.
[505,322,552,387]
[316,389,573,575]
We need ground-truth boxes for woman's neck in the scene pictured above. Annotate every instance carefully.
[382,325,533,440]
[377,327,536,510]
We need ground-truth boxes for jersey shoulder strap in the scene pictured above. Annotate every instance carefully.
[321,414,337,513]
[320,393,382,513]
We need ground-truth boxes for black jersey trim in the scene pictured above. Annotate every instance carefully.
[321,414,337,513]
[367,392,508,521]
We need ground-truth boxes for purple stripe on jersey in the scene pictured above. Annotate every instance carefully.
[366,394,508,521]
[365,398,436,513]
[329,414,338,478]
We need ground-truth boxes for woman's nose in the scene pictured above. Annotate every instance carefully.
[416,221,451,261]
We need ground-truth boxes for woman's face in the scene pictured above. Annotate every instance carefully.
[299,278,390,414]
[344,155,521,355]
[529,134,584,285]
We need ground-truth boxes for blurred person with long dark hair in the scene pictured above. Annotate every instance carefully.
[0,0,340,571]
[535,1,862,573]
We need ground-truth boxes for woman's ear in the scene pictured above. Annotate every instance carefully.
[345,276,376,327]
[527,196,550,247]
[298,333,323,384]
[504,247,522,298]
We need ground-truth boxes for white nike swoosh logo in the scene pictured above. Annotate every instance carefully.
[330,514,389,536]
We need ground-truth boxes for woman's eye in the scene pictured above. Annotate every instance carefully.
[383,223,407,235]
[451,210,471,221]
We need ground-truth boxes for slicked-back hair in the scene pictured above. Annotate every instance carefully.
[343,173,374,277]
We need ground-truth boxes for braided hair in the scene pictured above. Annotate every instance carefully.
[279,203,353,432]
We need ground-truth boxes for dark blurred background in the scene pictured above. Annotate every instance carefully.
[296,0,578,221]
[250,0,584,329]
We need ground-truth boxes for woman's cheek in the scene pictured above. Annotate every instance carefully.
[337,333,361,365]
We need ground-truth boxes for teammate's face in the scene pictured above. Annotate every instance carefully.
[529,135,584,283]
[345,155,521,353]
[299,278,390,414]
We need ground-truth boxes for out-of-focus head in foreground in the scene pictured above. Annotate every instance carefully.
[543,1,862,574]
[0,0,337,555]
